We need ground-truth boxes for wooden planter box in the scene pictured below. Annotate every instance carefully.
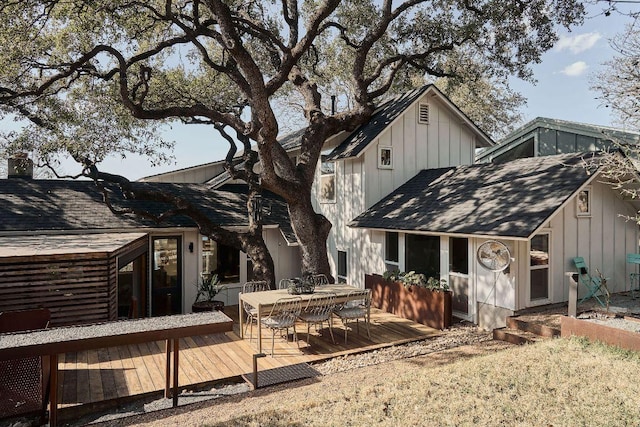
[365,274,452,329]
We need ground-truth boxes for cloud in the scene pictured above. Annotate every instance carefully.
[560,61,588,76]
[555,32,602,54]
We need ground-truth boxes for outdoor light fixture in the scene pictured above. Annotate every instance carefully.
[188,242,194,253]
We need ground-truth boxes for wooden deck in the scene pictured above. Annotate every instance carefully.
[56,307,441,413]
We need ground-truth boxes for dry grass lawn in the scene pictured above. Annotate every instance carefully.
[105,337,640,427]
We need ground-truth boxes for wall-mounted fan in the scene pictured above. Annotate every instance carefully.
[477,240,511,272]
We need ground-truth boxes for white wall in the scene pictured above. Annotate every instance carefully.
[545,180,639,305]
[316,92,478,288]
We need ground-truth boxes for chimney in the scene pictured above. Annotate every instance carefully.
[331,95,336,115]
[7,152,33,179]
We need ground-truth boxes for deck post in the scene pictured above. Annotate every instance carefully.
[173,339,179,407]
[165,339,171,398]
[49,353,58,427]
[252,353,266,389]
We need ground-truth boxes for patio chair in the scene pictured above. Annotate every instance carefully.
[627,253,640,298]
[333,289,371,344]
[0,308,51,424]
[242,280,270,340]
[298,293,336,345]
[573,257,608,307]
[260,297,303,356]
[309,274,329,286]
[278,278,295,290]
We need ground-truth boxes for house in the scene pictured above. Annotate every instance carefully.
[0,177,299,325]
[4,88,638,330]
[141,86,640,329]
[476,116,640,164]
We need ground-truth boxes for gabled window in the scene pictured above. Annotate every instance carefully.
[576,187,591,217]
[418,103,430,125]
[378,146,393,169]
[319,154,335,203]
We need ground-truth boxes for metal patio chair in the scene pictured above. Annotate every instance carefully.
[242,280,270,341]
[278,278,295,290]
[573,257,608,307]
[261,297,303,356]
[627,253,640,298]
[309,274,329,286]
[298,293,336,345]
[333,289,371,344]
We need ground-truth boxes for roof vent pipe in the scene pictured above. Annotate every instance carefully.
[7,152,33,179]
[331,95,336,115]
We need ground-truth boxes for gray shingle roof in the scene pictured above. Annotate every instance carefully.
[325,86,431,161]
[0,180,295,243]
[349,153,599,239]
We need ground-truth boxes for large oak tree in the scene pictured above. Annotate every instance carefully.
[0,1,585,286]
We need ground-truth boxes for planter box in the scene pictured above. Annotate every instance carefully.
[561,316,640,352]
[365,274,452,329]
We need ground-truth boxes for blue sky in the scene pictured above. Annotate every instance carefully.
[45,3,640,179]
[509,3,636,129]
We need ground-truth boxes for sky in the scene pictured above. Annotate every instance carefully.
[27,2,640,180]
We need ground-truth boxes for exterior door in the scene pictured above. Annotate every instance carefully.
[529,233,550,303]
[152,236,182,316]
[449,237,471,318]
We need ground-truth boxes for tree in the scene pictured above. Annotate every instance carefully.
[590,18,640,222]
[593,22,640,130]
[0,1,586,285]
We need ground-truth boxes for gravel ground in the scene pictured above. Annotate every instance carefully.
[578,311,640,333]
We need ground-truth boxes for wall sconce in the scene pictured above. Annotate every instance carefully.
[188,242,194,253]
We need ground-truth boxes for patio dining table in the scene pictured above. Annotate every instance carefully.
[239,283,368,353]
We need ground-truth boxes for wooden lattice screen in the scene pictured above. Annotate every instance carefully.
[0,235,148,326]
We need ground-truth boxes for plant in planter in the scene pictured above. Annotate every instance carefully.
[383,270,449,291]
[424,276,449,292]
[192,274,227,312]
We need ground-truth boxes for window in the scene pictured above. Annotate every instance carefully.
[201,236,240,284]
[319,155,335,202]
[405,234,440,278]
[418,103,429,125]
[576,187,591,217]
[449,237,468,275]
[385,232,399,271]
[378,146,393,169]
[337,250,347,282]
[530,234,549,301]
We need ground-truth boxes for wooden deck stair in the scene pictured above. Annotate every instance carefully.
[493,315,561,345]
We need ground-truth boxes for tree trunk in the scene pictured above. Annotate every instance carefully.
[288,197,333,281]
[243,233,276,289]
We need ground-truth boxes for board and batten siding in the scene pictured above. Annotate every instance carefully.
[316,93,478,288]
[363,95,476,209]
[527,179,638,309]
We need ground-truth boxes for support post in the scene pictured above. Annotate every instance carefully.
[173,339,179,407]
[252,353,266,389]
[165,339,171,398]
[567,272,578,317]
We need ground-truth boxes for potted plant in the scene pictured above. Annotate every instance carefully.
[192,274,226,312]
[366,271,452,329]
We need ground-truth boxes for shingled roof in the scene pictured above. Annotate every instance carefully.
[0,180,297,244]
[349,152,600,239]
[325,86,430,161]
